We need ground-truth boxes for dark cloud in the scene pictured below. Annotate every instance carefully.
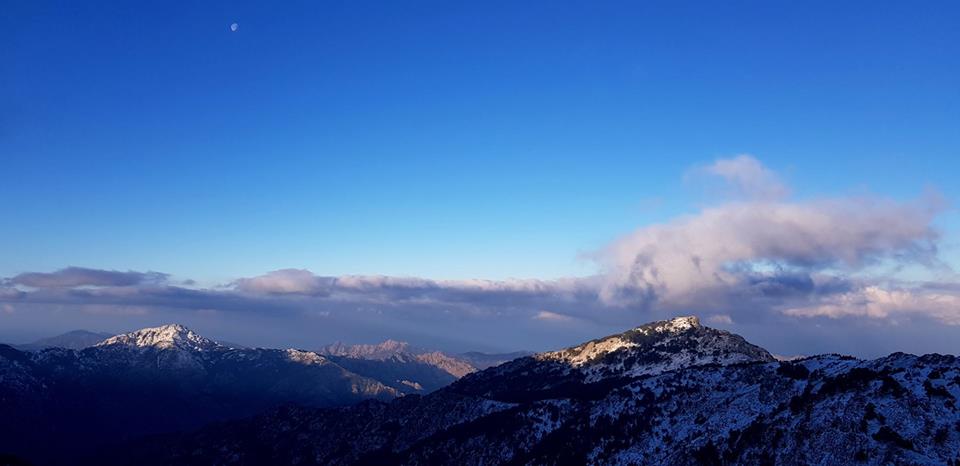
[10,267,169,289]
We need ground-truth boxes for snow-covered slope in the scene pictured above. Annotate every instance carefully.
[538,315,773,381]
[453,316,774,399]
[97,323,222,351]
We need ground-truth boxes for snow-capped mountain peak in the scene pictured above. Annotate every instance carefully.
[538,316,703,367]
[96,324,222,351]
[641,315,700,333]
[531,315,773,382]
[538,316,704,367]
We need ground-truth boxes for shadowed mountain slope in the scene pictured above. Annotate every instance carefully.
[0,324,398,464]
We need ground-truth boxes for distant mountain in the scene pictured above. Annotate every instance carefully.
[0,324,398,464]
[320,339,416,359]
[115,316,960,466]
[96,323,221,351]
[317,339,482,393]
[12,329,112,351]
[319,340,477,377]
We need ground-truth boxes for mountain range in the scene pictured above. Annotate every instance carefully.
[2,317,959,465]
[317,339,529,393]
[103,316,960,466]
[0,324,520,464]
[0,327,393,463]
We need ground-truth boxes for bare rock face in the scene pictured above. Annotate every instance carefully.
[412,351,477,378]
[320,339,413,359]
[317,339,482,393]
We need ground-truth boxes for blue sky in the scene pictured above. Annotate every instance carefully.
[2,1,959,354]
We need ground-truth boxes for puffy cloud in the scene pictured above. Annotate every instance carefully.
[10,267,168,289]
[783,284,960,325]
[598,197,939,300]
[596,156,945,327]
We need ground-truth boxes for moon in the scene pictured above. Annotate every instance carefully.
[230,23,239,32]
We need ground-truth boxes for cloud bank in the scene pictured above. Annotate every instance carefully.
[9,267,168,289]
[1,156,956,354]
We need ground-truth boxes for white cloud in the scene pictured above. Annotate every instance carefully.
[783,284,960,325]
[533,310,576,322]
[597,156,943,320]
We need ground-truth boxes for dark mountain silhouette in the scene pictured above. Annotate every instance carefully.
[457,350,533,370]
[0,324,398,464]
